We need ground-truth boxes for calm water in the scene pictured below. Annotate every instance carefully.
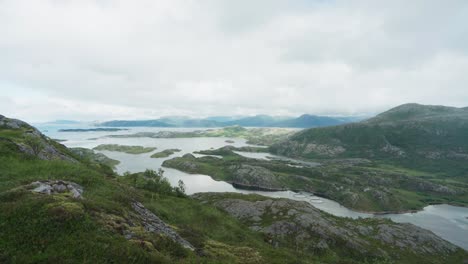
[38,124,468,250]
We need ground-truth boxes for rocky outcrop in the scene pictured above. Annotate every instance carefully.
[0,115,33,129]
[0,115,77,162]
[70,147,120,168]
[18,139,77,163]
[131,202,195,251]
[194,193,460,258]
[30,180,84,199]
[227,164,283,190]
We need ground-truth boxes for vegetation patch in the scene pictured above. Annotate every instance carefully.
[93,144,156,154]
[150,149,181,158]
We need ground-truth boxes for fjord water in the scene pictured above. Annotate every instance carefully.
[39,125,468,250]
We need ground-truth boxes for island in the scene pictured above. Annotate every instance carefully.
[163,145,467,213]
[93,144,156,154]
[150,149,182,158]
[59,128,128,132]
[105,126,294,146]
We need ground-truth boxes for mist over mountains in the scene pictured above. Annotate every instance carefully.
[98,114,364,128]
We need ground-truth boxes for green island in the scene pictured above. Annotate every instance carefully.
[93,144,156,154]
[150,149,182,158]
[1,114,466,263]
[105,126,294,146]
[59,128,128,132]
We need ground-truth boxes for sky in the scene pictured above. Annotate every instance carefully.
[1,0,468,122]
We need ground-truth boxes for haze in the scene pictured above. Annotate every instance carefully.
[1,0,467,122]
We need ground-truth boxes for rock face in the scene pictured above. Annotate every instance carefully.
[228,164,283,190]
[131,202,195,251]
[194,193,459,258]
[70,147,120,168]
[30,180,84,199]
[0,115,33,129]
[0,115,77,162]
[18,140,77,163]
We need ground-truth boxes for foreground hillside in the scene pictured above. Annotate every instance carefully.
[0,114,466,263]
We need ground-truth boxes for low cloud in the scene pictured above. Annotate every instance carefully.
[0,0,467,122]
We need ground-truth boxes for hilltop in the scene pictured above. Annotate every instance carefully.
[270,104,468,174]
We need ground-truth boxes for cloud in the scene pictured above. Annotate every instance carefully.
[0,0,467,122]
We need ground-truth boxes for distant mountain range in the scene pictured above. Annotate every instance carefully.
[97,114,363,128]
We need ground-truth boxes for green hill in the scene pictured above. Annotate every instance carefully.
[0,114,466,263]
[270,103,468,175]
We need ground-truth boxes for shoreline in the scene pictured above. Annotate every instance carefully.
[229,183,468,215]
[160,164,468,215]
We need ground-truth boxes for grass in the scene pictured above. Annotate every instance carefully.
[0,153,317,263]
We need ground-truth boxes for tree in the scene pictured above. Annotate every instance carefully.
[24,134,44,156]
[176,180,186,196]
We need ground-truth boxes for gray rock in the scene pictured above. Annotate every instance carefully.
[33,183,53,195]
[195,193,459,258]
[30,180,84,199]
[1,115,77,163]
[0,115,31,129]
[182,153,196,159]
[228,164,281,189]
[131,202,195,251]
[181,161,198,170]
[54,183,67,193]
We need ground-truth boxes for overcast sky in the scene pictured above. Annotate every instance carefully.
[1,0,467,122]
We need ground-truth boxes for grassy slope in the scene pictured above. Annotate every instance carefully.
[270,104,468,173]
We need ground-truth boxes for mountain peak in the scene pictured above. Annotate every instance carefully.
[368,103,466,123]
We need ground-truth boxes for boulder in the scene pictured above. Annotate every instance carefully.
[30,180,84,199]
